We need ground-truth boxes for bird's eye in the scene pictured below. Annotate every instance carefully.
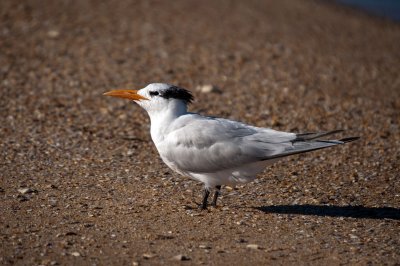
[149,91,159,96]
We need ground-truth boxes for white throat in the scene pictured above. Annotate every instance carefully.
[146,99,188,143]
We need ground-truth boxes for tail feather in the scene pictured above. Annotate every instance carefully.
[293,130,344,142]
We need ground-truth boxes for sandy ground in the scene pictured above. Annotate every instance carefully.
[1,0,400,265]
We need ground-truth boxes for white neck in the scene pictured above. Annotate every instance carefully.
[147,100,188,143]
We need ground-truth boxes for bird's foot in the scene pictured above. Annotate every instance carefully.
[199,188,211,210]
[211,185,221,208]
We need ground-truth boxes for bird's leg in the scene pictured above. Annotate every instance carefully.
[201,188,210,210]
[211,185,221,207]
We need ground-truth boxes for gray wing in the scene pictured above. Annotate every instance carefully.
[161,114,358,173]
[161,115,296,173]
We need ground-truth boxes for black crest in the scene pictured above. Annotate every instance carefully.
[161,86,194,104]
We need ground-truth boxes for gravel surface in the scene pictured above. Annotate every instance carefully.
[1,0,399,265]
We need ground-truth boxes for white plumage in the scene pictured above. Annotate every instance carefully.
[104,83,358,209]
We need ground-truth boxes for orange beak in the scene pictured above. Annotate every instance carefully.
[103,89,149,101]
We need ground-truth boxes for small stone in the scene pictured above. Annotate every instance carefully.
[246,244,260,250]
[142,253,156,259]
[349,234,359,239]
[132,262,139,266]
[47,30,60,38]
[18,188,35,194]
[70,251,80,257]
[196,84,221,94]
[17,195,29,202]
[199,244,211,249]
[99,107,108,115]
[172,254,190,261]
[49,198,57,206]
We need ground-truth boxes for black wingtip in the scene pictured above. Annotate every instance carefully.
[339,137,360,143]
[294,129,345,142]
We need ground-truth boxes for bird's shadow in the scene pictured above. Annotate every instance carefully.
[255,204,400,220]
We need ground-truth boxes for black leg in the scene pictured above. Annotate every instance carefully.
[201,188,210,210]
[211,185,221,207]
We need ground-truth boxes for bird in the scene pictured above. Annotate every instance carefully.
[104,83,358,209]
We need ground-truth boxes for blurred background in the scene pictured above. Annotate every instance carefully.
[338,0,400,21]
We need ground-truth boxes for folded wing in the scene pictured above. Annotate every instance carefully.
[160,114,358,173]
[161,115,295,173]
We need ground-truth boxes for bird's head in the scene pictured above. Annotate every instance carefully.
[104,83,194,115]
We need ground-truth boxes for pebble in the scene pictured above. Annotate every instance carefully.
[196,84,221,93]
[142,253,156,259]
[349,234,359,239]
[45,184,58,189]
[17,188,35,194]
[47,30,60,38]
[49,199,57,206]
[17,195,29,202]
[70,251,80,257]
[246,244,260,250]
[172,254,190,261]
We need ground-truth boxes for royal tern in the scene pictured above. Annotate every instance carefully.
[104,83,358,209]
